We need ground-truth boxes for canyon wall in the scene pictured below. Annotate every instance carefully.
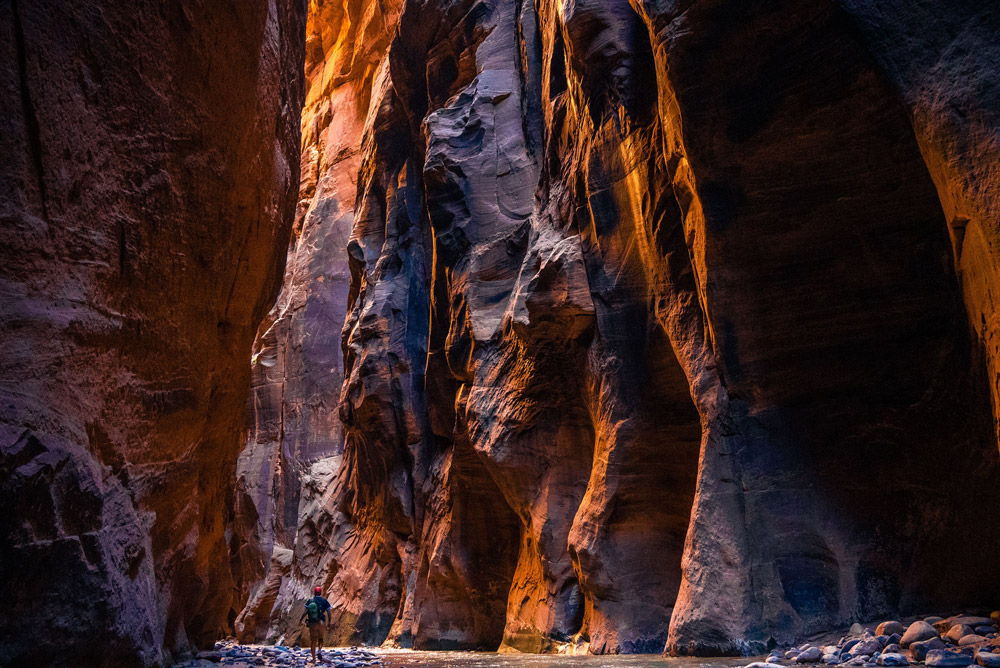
[244,0,1000,657]
[0,1,305,666]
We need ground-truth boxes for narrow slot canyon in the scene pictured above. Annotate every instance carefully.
[2,1,1000,667]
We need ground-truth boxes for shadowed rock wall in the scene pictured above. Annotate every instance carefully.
[0,0,305,665]
[242,0,1000,657]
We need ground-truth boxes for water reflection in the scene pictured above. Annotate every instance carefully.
[375,649,752,668]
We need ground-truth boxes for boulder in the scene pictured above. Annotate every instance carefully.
[977,652,1000,668]
[926,649,976,667]
[878,653,909,666]
[912,639,949,661]
[904,622,942,648]
[950,627,978,644]
[879,623,907,637]
[854,638,887,657]
[798,647,825,663]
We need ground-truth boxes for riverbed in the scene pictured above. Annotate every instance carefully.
[375,649,753,668]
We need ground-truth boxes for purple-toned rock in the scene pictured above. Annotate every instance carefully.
[912,638,948,661]
[926,649,976,667]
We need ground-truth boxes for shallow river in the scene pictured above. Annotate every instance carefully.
[374,650,752,668]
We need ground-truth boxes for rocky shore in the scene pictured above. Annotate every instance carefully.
[173,642,383,668]
[743,614,1000,668]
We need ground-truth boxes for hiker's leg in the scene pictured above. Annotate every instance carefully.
[310,626,318,662]
[317,627,324,662]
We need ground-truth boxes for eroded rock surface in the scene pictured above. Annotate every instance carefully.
[0,0,305,665]
[255,0,1000,657]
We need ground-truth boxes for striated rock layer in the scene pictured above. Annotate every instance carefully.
[246,0,1000,657]
[0,0,306,665]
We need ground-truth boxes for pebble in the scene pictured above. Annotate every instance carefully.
[877,653,909,666]
[174,643,383,668]
[902,622,940,648]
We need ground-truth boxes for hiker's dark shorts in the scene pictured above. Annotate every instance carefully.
[308,622,324,643]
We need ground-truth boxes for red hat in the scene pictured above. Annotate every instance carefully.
[314,586,322,593]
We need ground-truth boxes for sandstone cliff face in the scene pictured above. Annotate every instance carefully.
[231,0,404,646]
[251,0,1000,657]
[0,1,305,665]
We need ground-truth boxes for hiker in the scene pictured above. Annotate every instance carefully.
[300,585,332,664]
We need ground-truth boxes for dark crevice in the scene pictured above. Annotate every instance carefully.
[11,0,50,223]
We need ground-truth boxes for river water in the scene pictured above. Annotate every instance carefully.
[375,650,753,668]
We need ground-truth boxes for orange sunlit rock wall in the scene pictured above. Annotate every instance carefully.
[0,1,306,666]
[250,0,1000,656]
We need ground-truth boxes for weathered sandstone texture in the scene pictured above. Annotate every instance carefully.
[249,0,1000,657]
[231,0,404,647]
[0,0,305,665]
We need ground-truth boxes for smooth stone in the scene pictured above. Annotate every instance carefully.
[926,649,977,667]
[854,639,886,657]
[878,653,909,666]
[847,659,867,666]
[885,644,901,653]
[961,636,987,647]
[798,647,825,663]
[912,639,948,661]
[879,623,907,637]
[852,624,867,635]
[978,652,1000,668]
[843,640,861,653]
[903,622,941,648]
[976,628,997,636]
[879,636,891,647]
[890,634,902,646]
[823,656,839,664]
[926,617,944,625]
[950,627,978,644]
[745,663,776,668]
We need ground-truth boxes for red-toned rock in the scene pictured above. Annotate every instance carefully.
[258,0,1000,657]
[0,0,305,665]
[231,0,402,645]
